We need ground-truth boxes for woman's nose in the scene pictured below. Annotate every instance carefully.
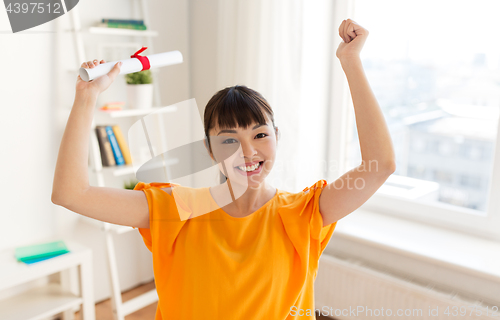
[239,141,257,157]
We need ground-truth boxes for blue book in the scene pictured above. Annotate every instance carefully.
[102,18,144,25]
[21,252,69,264]
[106,126,125,165]
[15,240,70,264]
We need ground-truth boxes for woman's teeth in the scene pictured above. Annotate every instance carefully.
[237,162,261,172]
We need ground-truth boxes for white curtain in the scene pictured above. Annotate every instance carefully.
[215,0,339,192]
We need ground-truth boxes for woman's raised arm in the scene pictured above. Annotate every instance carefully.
[51,60,152,228]
[319,19,396,226]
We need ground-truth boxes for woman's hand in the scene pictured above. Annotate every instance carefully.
[75,59,122,96]
[336,19,369,62]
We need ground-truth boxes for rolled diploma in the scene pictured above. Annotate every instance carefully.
[79,50,183,82]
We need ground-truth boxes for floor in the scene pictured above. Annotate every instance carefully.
[73,281,158,320]
[73,280,336,319]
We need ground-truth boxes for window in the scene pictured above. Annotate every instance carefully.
[345,0,500,239]
[433,170,453,184]
[459,175,481,189]
[411,137,425,153]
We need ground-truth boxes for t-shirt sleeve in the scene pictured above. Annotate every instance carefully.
[303,179,337,257]
[132,181,186,253]
[278,179,338,262]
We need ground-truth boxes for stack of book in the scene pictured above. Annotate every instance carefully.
[15,240,70,264]
[97,18,147,31]
[95,125,132,167]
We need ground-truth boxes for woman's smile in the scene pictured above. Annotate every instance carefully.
[234,160,264,176]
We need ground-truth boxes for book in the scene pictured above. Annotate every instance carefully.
[21,252,69,264]
[100,101,125,111]
[112,125,132,165]
[106,126,125,165]
[100,105,122,111]
[96,126,116,167]
[97,22,147,30]
[101,18,144,25]
[15,240,70,263]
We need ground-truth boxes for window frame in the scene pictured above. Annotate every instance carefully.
[326,0,500,242]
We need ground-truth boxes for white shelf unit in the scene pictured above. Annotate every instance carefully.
[90,105,179,182]
[0,241,94,320]
[98,158,179,177]
[67,0,163,108]
[87,106,180,320]
[88,105,179,236]
[65,27,159,37]
[0,284,83,320]
[67,2,183,319]
[88,27,159,37]
[100,105,176,118]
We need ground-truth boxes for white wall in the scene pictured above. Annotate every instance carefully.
[0,0,57,252]
[189,0,219,115]
[0,0,191,304]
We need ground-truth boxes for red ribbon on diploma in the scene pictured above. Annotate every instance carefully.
[131,46,151,71]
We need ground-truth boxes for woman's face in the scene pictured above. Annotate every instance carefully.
[209,117,277,189]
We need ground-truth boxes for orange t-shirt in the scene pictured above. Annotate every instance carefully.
[133,179,337,320]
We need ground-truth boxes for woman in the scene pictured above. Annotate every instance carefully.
[52,19,395,319]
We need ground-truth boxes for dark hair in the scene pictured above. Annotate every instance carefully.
[203,85,276,182]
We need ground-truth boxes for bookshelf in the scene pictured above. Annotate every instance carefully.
[101,105,177,118]
[85,103,180,320]
[65,27,159,37]
[88,27,159,37]
[99,160,179,177]
[91,106,179,180]
[66,1,184,319]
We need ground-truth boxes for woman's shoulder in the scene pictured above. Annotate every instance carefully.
[278,180,326,201]
[135,182,204,199]
[134,182,194,191]
[284,180,327,192]
[135,182,213,220]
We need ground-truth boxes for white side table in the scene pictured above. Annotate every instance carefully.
[0,240,95,320]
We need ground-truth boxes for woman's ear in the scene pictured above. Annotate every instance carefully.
[203,136,215,162]
[275,126,280,142]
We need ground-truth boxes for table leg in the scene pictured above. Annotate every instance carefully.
[79,255,96,320]
[60,267,78,320]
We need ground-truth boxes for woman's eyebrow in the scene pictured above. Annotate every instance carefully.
[217,123,268,135]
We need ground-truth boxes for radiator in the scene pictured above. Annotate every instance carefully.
[315,255,498,320]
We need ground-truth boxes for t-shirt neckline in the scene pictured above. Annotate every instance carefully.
[206,187,280,220]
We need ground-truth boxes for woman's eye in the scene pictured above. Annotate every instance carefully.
[222,138,237,144]
[222,134,267,144]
